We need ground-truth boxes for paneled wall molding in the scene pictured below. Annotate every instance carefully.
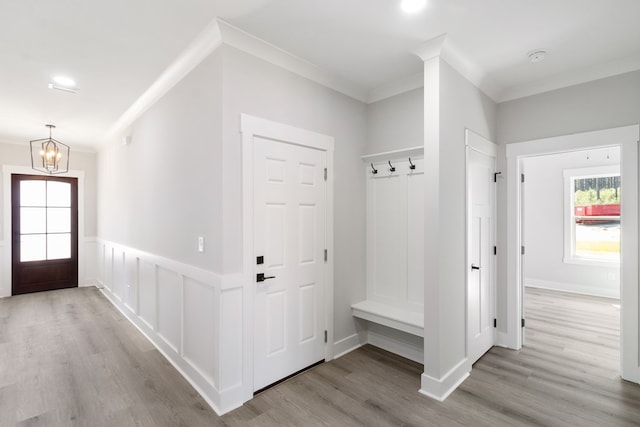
[352,151,425,343]
[95,238,245,415]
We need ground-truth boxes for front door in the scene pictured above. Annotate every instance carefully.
[467,134,496,365]
[253,135,327,391]
[11,174,78,295]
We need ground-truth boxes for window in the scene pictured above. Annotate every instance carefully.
[19,179,72,261]
[564,166,620,265]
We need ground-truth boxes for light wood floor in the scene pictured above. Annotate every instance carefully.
[1,287,639,426]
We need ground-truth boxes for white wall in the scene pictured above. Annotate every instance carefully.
[522,148,620,298]
[366,88,423,155]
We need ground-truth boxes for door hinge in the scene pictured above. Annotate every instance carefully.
[521,173,525,183]
[493,171,502,183]
[521,246,525,255]
[324,249,328,262]
[324,330,328,343]
[493,318,497,328]
[493,246,497,255]
[521,318,526,328]
[324,168,327,181]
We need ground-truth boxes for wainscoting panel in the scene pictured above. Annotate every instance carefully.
[96,239,245,415]
[138,259,157,330]
[157,266,181,353]
[183,277,217,386]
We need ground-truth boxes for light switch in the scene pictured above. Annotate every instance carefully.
[198,236,205,253]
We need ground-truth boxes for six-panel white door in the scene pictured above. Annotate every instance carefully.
[467,145,496,365]
[253,136,327,391]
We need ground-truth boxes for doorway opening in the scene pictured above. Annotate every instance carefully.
[506,124,639,383]
[520,148,621,370]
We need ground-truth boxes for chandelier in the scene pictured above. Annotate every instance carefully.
[30,124,70,174]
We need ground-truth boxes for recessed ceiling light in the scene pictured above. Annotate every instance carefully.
[528,50,547,63]
[52,75,76,87]
[401,0,427,13]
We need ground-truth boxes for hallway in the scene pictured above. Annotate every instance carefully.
[1,287,638,426]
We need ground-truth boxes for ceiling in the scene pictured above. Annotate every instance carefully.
[2,0,640,150]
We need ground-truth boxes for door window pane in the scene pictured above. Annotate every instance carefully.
[47,208,71,233]
[20,181,46,206]
[21,234,47,261]
[20,207,46,234]
[47,234,71,260]
[47,181,71,207]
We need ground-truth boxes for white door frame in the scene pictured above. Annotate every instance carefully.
[240,114,335,402]
[504,125,639,383]
[2,165,86,298]
[465,129,497,361]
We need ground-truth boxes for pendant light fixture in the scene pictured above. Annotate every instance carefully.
[30,124,70,174]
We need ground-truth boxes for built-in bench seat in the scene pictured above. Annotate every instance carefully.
[351,300,424,337]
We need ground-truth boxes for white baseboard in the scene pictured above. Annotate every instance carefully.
[419,358,470,401]
[333,332,365,359]
[525,278,619,299]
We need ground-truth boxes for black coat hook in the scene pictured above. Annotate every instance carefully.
[409,157,416,170]
[388,160,396,172]
[371,163,378,174]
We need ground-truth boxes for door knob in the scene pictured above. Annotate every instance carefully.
[471,264,481,270]
[256,273,276,282]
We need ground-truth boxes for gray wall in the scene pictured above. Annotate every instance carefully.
[497,70,640,144]
[97,44,368,344]
[0,141,97,240]
[98,51,224,271]
[366,88,423,155]
[522,148,620,298]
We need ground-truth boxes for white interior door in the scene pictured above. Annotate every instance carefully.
[253,136,326,391]
[467,138,496,365]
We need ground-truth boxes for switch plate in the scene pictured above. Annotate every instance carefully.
[198,236,205,253]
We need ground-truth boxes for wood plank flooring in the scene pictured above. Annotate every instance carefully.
[1,286,639,426]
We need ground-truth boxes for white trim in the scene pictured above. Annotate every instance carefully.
[332,332,365,359]
[106,19,223,141]
[498,54,640,103]
[367,73,424,104]
[240,113,335,403]
[219,20,368,103]
[505,125,639,384]
[420,358,470,401]
[361,146,423,163]
[366,328,424,364]
[2,165,86,298]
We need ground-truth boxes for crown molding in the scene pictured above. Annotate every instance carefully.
[497,54,640,103]
[105,19,224,142]
[367,72,424,104]
[217,19,368,103]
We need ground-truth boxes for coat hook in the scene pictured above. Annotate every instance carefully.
[388,160,396,172]
[408,157,416,170]
[371,163,378,174]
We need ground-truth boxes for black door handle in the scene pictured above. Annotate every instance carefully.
[256,273,276,282]
[471,264,481,270]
